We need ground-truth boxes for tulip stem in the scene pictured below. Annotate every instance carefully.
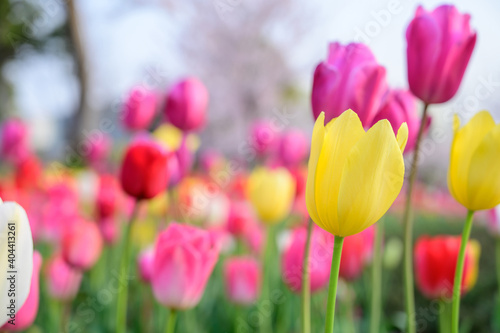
[497,238,500,302]
[324,235,344,333]
[165,309,177,333]
[261,225,276,333]
[402,102,429,333]
[451,209,474,333]
[302,219,313,333]
[439,299,452,333]
[115,200,140,333]
[370,220,384,333]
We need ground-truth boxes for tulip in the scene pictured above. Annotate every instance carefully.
[62,219,103,271]
[122,87,158,130]
[85,133,111,167]
[448,111,500,211]
[339,226,375,281]
[226,201,255,237]
[14,154,42,190]
[0,118,30,166]
[120,139,170,200]
[278,129,309,166]
[165,77,208,132]
[371,89,430,153]
[406,5,476,104]
[247,167,295,225]
[311,42,387,126]
[250,120,280,157]
[1,251,41,331]
[96,174,120,219]
[224,257,261,305]
[306,110,407,333]
[0,200,34,326]
[488,206,500,237]
[137,247,155,283]
[98,217,120,245]
[151,223,219,310]
[46,254,83,301]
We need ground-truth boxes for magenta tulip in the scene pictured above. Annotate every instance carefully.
[165,77,208,132]
[122,87,158,130]
[278,129,309,166]
[137,247,155,283]
[46,254,83,301]
[311,42,387,126]
[250,120,279,157]
[224,257,261,305]
[406,5,476,104]
[0,118,30,166]
[151,223,219,309]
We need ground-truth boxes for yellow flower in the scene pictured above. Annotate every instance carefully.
[247,167,296,224]
[448,111,500,211]
[306,110,407,237]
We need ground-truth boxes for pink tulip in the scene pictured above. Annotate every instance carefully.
[46,254,83,301]
[311,42,387,126]
[0,118,30,166]
[371,89,430,153]
[165,77,208,132]
[278,130,309,166]
[488,206,500,237]
[250,120,279,157]
[226,201,255,237]
[137,247,155,283]
[151,223,219,309]
[224,257,261,305]
[96,174,120,219]
[406,5,476,104]
[2,251,42,331]
[122,87,158,130]
[282,227,332,293]
[174,136,193,181]
[242,223,265,256]
[85,133,111,167]
[98,217,120,245]
[339,226,375,281]
[62,219,103,271]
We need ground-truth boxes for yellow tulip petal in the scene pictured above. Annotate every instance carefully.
[396,122,409,153]
[337,119,405,236]
[448,111,495,207]
[314,110,365,234]
[466,124,500,210]
[306,112,327,230]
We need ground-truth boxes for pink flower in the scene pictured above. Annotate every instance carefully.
[0,118,30,166]
[122,87,158,130]
[282,226,332,293]
[488,206,500,237]
[371,89,430,153]
[98,217,120,245]
[46,254,83,301]
[278,130,309,167]
[406,5,476,104]
[224,257,261,305]
[339,226,375,281]
[2,251,42,331]
[137,247,155,283]
[85,133,111,167]
[165,77,208,132]
[226,201,255,237]
[96,174,120,219]
[250,120,280,157]
[311,42,387,126]
[62,219,103,271]
[151,223,219,309]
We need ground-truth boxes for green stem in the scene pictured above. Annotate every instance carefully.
[302,219,313,333]
[260,225,276,333]
[497,238,500,298]
[342,282,356,333]
[115,200,140,333]
[451,210,474,333]
[165,309,177,333]
[403,103,429,333]
[439,299,452,333]
[324,236,345,333]
[370,220,384,333]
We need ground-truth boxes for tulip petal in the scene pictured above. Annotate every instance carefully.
[448,112,495,207]
[397,122,409,152]
[337,120,405,236]
[314,110,365,235]
[466,124,500,210]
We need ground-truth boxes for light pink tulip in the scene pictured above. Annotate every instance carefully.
[311,42,387,127]
[165,77,208,132]
[278,129,309,167]
[98,217,120,245]
[488,206,500,237]
[62,219,103,271]
[138,247,155,283]
[2,251,42,331]
[151,223,219,309]
[406,5,476,104]
[224,257,261,305]
[46,254,83,301]
[250,120,279,157]
[0,118,30,166]
[339,226,375,281]
[122,87,158,130]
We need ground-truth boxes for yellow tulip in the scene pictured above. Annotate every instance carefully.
[247,167,296,224]
[448,111,500,211]
[306,110,408,237]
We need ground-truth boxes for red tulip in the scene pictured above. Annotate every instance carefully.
[311,42,387,126]
[151,223,219,309]
[414,236,480,299]
[122,87,158,130]
[406,5,476,104]
[14,154,42,190]
[224,257,261,305]
[46,254,82,301]
[96,174,120,219]
[2,251,42,331]
[120,140,170,200]
[62,219,103,271]
[165,77,208,132]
